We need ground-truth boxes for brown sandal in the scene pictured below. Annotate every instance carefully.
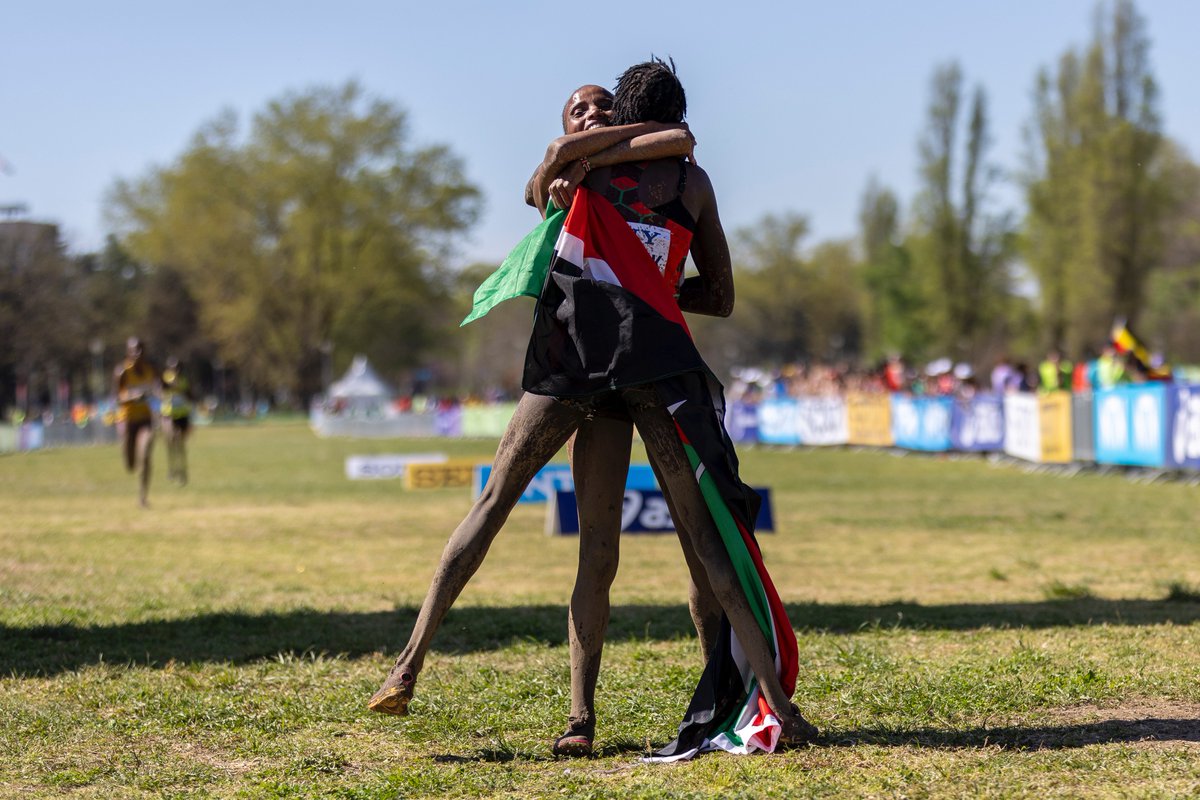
[368,670,416,716]
[552,724,594,757]
[777,704,819,748]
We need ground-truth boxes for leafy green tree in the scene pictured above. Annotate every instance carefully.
[107,81,481,404]
[1022,0,1175,357]
[911,62,1016,362]
[700,213,865,369]
[858,178,932,361]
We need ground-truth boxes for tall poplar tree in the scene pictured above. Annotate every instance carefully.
[1022,0,1174,356]
[911,63,1015,362]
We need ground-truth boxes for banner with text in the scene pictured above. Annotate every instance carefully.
[547,487,775,535]
[846,392,893,447]
[891,395,953,451]
[1093,384,1168,467]
[474,462,659,503]
[951,393,1004,452]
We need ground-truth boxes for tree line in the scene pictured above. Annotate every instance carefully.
[2,0,1197,419]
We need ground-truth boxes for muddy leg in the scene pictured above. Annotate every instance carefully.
[369,394,584,715]
[625,391,812,734]
[560,415,632,752]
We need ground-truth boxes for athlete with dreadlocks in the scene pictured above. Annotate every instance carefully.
[521,57,819,760]
[367,79,722,758]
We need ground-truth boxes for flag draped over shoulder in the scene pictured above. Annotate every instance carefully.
[460,205,566,326]
[521,187,799,761]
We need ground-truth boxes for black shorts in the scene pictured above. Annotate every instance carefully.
[125,417,153,440]
[170,416,191,434]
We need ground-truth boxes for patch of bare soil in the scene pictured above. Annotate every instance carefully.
[1031,701,1200,749]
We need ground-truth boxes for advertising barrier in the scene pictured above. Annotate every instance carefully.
[403,460,478,489]
[345,453,447,480]
[1166,383,1200,470]
[891,395,953,451]
[547,487,775,535]
[1094,384,1168,467]
[725,400,760,444]
[951,393,1004,452]
[1071,392,1096,463]
[461,403,518,438]
[473,462,659,504]
[795,397,849,446]
[757,398,802,445]
[846,393,893,447]
[1003,394,1041,462]
[1038,392,1074,464]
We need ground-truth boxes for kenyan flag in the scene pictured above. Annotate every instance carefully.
[521,187,799,760]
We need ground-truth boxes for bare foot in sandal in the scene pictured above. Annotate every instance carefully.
[368,668,416,716]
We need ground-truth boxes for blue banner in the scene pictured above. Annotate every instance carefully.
[725,400,760,444]
[474,462,659,503]
[1093,384,1168,467]
[891,395,954,451]
[950,393,1004,452]
[549,487,775,534]
[1166,383,1200,470]
[756,398,800,445]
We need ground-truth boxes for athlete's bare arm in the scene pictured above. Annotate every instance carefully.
[525,123,693,213]
[677,166,734,318]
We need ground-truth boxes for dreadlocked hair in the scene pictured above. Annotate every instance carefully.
[611,56,687,126]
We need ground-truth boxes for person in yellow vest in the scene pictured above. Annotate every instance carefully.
[1037,349,1073,394]
[113,337,160,507]
[161,356,194,486]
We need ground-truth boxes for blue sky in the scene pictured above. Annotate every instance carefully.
[3,1,1198,265]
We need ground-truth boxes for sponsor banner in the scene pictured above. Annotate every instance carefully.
[548,487,775,535]
[846,392,893,447]
[757,398,801,445]
[461,403,518,438]
[951,393,1004,452]
[1038,391,1074,463]
[473,462,659,503]
[434,406,463,437]
[725,400,760,444]
[1167,382,1200,470]
[1071,392,1096,463]
[345,453,447,480]
[403,460,478,490]
[1093,384,1168,467]
[1003,394,1041,462]
[795,396,849,446]
[890,395,953,451]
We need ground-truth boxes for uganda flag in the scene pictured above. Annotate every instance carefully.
[522,187,799,760]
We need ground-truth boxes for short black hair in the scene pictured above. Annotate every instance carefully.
[611,56,686,126]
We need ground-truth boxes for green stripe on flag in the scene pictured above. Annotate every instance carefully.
[681,443,774,645]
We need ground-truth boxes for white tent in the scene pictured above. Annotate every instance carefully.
[310,355,437,438]
[328,355,393,401]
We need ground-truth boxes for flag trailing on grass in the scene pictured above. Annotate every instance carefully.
[522,187,798,760]
[1111,319,1172,380]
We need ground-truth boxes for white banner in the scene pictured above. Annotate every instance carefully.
[1003,394,1041,462]
[345,453,447,480]
[795,397,849,446]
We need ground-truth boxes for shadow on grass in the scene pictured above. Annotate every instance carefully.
[836,717,1200,749]
[5,596,1200,677]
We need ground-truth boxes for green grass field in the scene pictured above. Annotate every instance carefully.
[3,419,1200,799]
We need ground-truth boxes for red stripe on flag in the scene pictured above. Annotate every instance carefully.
[566,188,691,335]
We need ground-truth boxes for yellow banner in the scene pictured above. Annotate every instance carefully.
[404,460,477,490]
[846,392,893,447]
[1038,391,1073,463]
